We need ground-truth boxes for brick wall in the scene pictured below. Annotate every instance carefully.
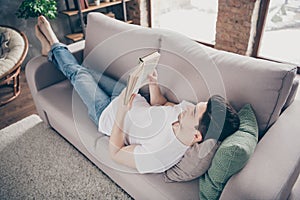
[215,0,260,55]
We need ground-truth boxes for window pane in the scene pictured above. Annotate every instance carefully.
[259,0,300,65]
[151,0,218,44]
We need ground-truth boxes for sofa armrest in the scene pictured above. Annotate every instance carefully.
[26,40,85,92]
[282,79,299,112]
[25,40,85,123]
[220,100,300,200]
[25,56,65,92]
[68,40,85,62]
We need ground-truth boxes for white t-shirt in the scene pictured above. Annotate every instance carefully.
[98,94,192,173]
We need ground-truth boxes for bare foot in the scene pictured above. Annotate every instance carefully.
[37,15,59,45]
[35,25,51,56]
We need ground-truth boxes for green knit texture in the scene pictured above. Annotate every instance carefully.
[199,104,258,200]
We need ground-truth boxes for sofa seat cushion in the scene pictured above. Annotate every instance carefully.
[37,79,134,171]
[36,79,201,200]
[36,80,100,147]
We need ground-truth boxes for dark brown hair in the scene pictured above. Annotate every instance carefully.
[197,95,240,142]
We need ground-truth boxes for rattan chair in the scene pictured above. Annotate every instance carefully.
[0,25,28,106]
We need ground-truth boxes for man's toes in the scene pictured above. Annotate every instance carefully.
[39,15,49,26]
[35,25,40,35]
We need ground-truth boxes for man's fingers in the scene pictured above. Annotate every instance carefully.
[128,94,136,109]
[153,69,158,76]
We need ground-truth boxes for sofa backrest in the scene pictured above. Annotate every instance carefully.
[84,13,297,137]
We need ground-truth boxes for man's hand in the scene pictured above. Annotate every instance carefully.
[117,88,135,116]
[115,88,135,127]
[148,69,158,85]
[148,69,167,106]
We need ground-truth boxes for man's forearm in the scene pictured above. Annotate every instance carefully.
[149,84,167,106]
[109,111,126,156]
[109,111,137,169]
[107,89,137,169]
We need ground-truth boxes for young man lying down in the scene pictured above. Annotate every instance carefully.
[35,16,240,173]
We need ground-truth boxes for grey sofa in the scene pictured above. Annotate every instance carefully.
[26,13,300,199]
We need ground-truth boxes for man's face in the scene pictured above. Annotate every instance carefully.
[178,102,207,130]
[173,102,207,145]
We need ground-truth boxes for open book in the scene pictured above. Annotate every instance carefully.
[124,51,161,105]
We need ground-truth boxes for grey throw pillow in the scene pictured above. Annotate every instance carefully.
[164,139,220,182]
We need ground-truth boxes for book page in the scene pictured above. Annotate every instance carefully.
[124,62,143,105]
[124,51,160,105]
[133,51,160,93]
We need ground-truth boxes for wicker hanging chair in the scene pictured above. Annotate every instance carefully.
[0,25,29,106]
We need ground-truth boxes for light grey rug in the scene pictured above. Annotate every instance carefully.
[0,115,132,199]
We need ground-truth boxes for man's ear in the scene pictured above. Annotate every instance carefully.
[194,130,203,143]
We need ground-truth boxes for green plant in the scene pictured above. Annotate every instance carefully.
[16,0,57,19]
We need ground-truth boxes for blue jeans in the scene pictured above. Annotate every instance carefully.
[48,43,125,125]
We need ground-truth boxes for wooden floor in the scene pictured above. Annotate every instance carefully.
[0,69,37,129]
